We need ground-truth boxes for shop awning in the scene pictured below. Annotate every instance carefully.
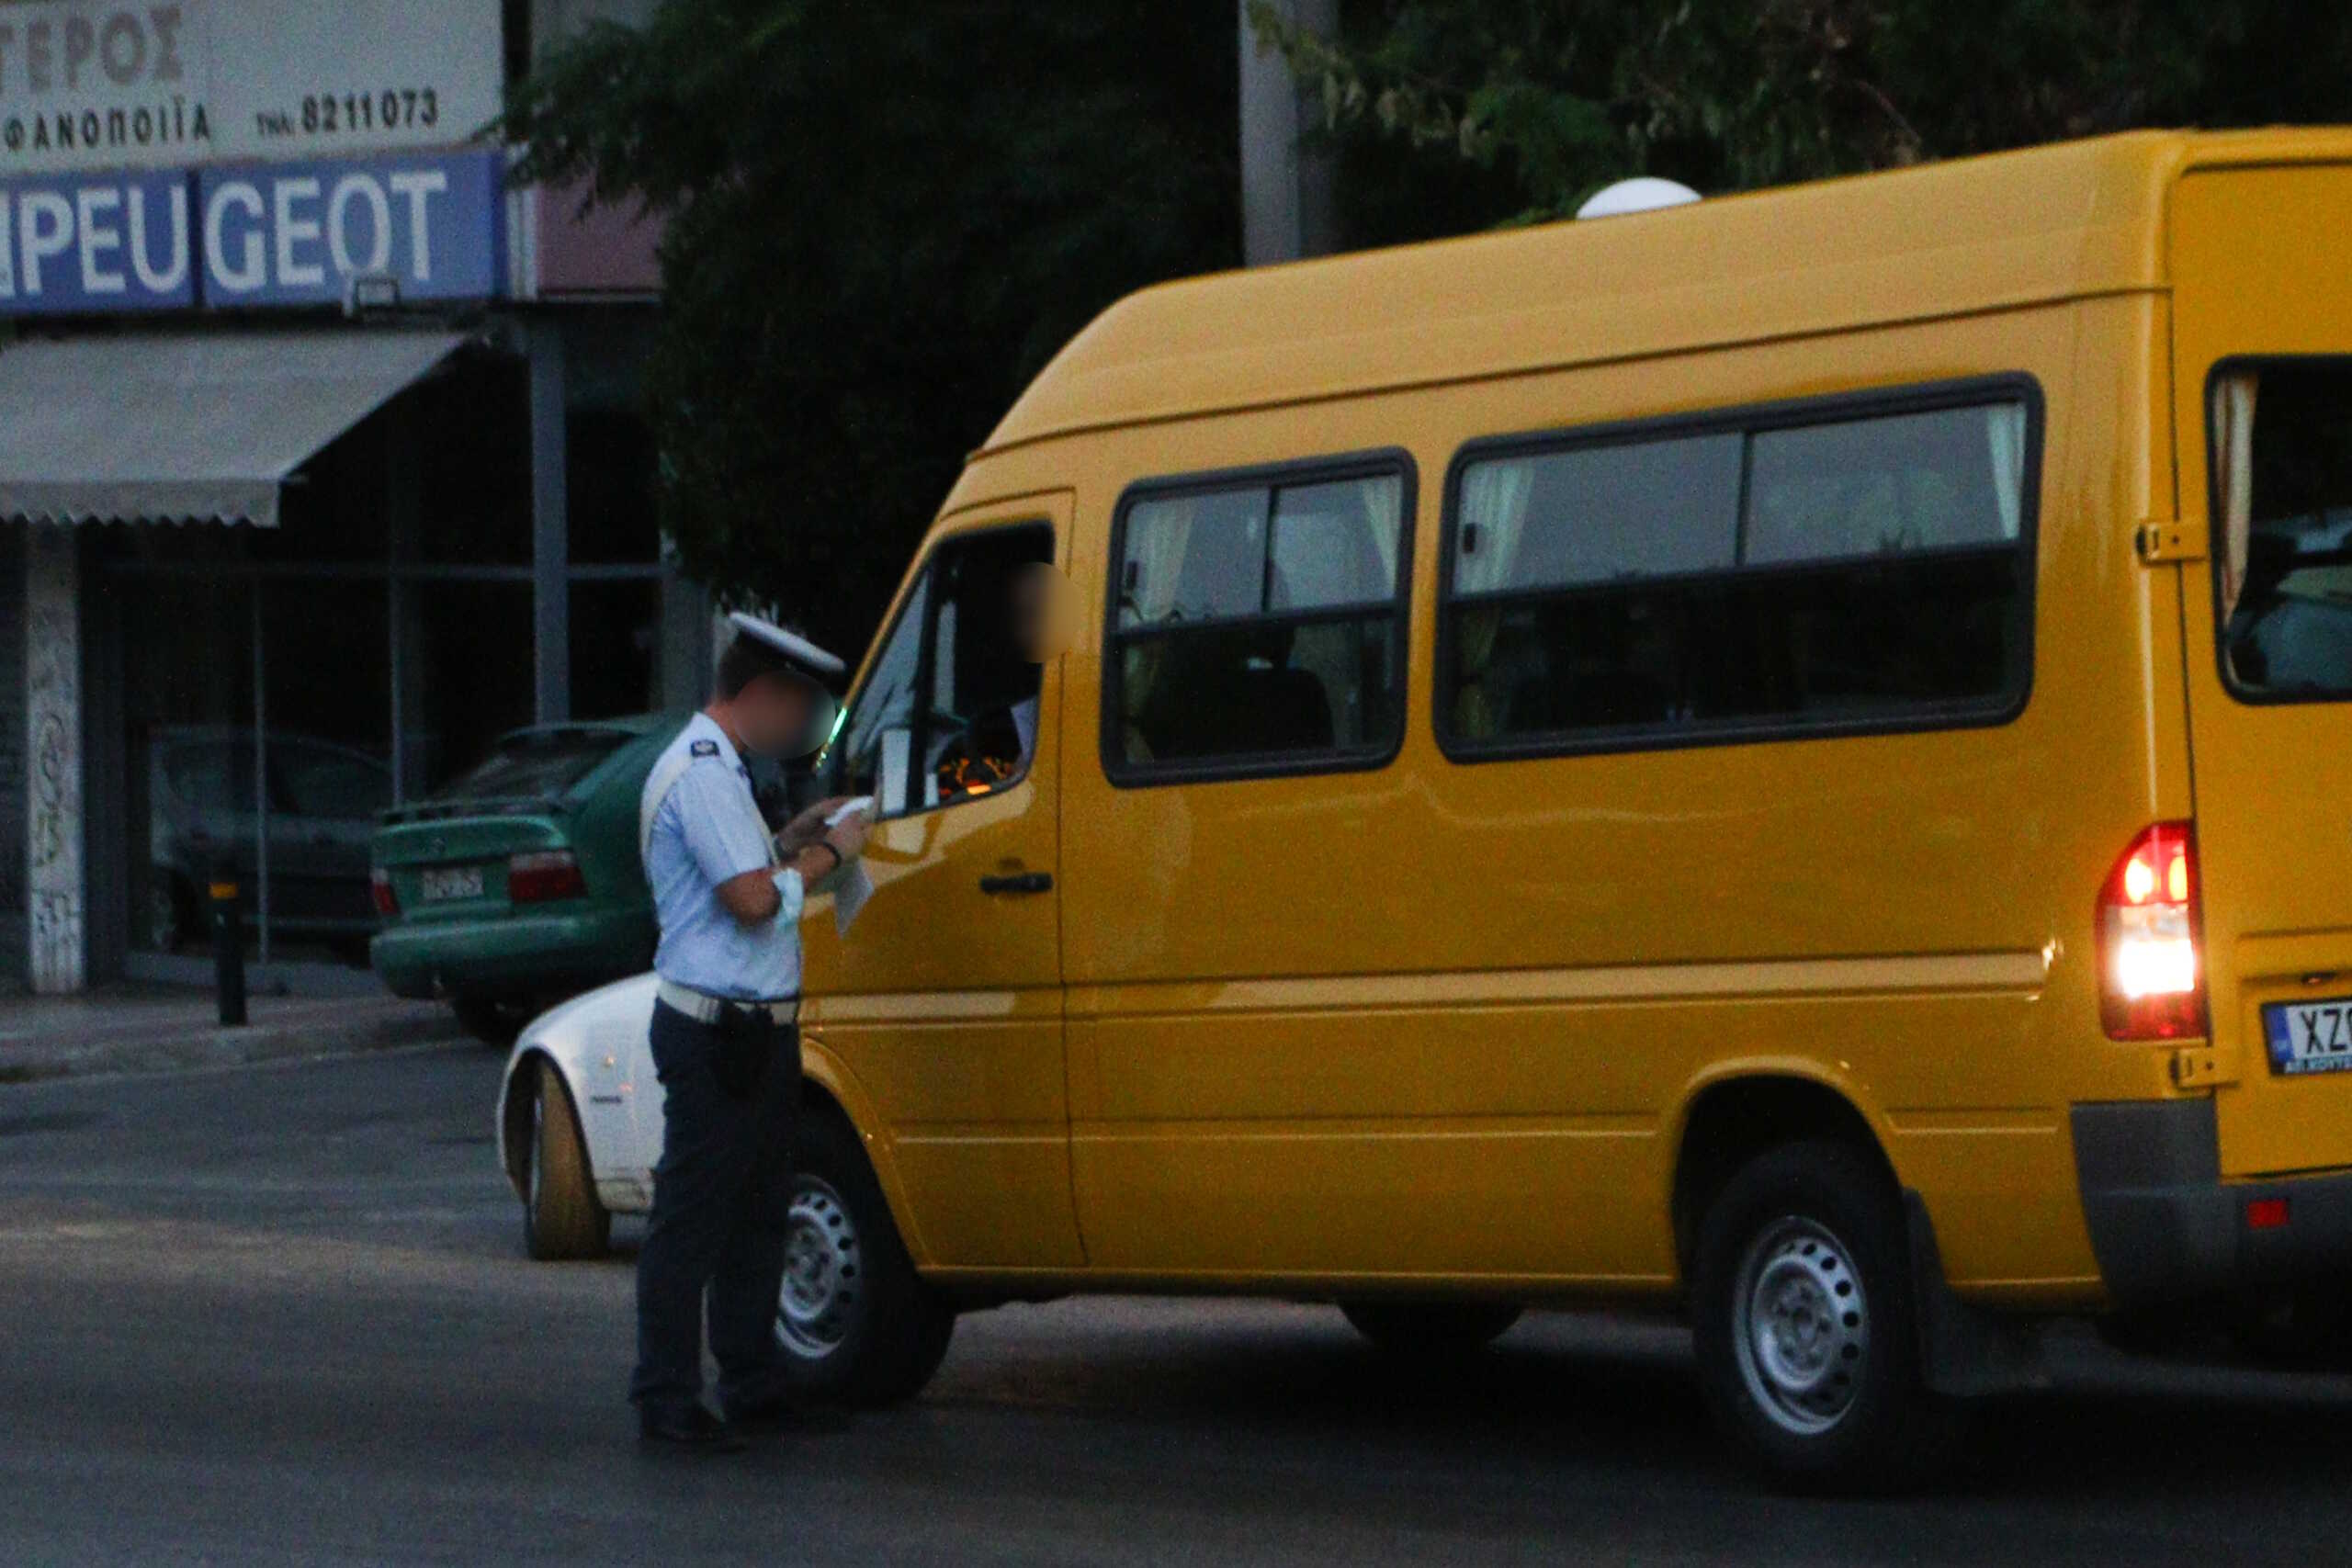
[0,331,470,527]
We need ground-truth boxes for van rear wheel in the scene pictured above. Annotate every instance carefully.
[1340,1300,1522,1353]
[1690,1139,1961,1492]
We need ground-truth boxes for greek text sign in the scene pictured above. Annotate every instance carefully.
[197,150,503,307]
[0,1,503,175]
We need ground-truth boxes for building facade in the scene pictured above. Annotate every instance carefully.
[0,0,698,992]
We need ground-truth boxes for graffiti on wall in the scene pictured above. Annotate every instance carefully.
[25,525,81,992]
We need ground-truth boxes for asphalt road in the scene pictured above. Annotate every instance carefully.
[5,1047,2352,1565]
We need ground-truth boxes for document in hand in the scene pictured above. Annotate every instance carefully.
[822,796,876,935]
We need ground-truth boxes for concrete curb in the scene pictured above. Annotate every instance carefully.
[0,1001,473,1085]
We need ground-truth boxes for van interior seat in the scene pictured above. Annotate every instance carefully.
[1138,623,1333,760]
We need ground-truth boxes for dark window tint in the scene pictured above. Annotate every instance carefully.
[1446,392,2033,750]
[1747,406,2027,565]
[1454,434,1740,594]
[434,728,634,803]
[1109,468,1407,775]
[2215,364,2352,699]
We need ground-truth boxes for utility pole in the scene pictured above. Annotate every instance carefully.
[1238,0,1339,265]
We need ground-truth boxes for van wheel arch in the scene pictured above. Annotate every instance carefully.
[1670,1074,1896,1281]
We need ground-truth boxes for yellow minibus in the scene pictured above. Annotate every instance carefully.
[776,129,2352,1487]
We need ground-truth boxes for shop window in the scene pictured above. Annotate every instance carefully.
[568,408,663,565]
[416,357,533,566]
[571,579,666,718]
[401,582,537,792]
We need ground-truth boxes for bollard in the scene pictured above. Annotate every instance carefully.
[209,870,248,1028]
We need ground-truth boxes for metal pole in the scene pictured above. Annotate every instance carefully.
[210,863,246,1027]
[1238,0,1339,265]
[251,586,270,966]
[530,321,571,723]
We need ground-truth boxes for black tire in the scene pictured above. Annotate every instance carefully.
[1340,1300,1523,1354]
[524,1059,611,1260]
[453,996,530,1046]
[1690,1139,1962,1493]
[775,1110,956,1406]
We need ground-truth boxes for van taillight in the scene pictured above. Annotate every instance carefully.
[509,850,586,905]
[369,868,399,918]
[2098,822,2205,1041]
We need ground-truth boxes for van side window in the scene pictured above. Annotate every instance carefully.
[1106,459,1411,781]
[1442,386,2036,754]
[827,523,1056,814]
[2211,361,2352,701]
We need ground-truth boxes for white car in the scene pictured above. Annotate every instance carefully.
[494,975,956,1403]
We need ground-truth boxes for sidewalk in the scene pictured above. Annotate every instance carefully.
[0,984,471,1085]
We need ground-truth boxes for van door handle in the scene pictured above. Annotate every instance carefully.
[978,872,1053,896]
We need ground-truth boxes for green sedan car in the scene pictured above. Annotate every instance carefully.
[370,715,688,1042]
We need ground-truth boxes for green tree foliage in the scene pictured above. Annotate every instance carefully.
[506,0,1236,651]
[1253,1,2352,230]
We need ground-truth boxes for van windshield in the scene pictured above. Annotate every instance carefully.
[2216,363,2352,698]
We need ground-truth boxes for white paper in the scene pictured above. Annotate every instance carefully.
[832,861,875,937]
[826,795,875,828]
[879,730,910,817]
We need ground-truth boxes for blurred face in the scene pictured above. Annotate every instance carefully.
[731,672,820,760]
[1010,563,1074,663]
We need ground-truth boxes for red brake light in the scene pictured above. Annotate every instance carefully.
[2098,822,2205,1041]
[369,868,400,918]
[508,850,587,906]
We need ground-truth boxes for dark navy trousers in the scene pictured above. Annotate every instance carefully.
[629,998,800,1417]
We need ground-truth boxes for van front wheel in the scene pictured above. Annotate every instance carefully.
[774,1109,956,1406]
[1690,1140,1961,1492]
[1340,1300,1522,1354]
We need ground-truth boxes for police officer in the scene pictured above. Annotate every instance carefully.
[631,613,869,1451]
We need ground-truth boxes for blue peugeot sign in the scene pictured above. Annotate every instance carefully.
[198,150,505,308]
[0,148,505,315]
[0,166,197,314]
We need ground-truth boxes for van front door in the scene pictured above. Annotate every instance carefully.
[797,501,1082,1269]
[2173,166,2352,1178]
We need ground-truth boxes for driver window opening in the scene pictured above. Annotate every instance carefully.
[823,523,1056,815]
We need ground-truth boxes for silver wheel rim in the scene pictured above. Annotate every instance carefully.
[776,1179,861,1360]
[1733,1216,1868,1437]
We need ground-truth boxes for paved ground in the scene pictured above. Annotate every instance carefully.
[5,1048,2352,1565]
[0,986,458,1082]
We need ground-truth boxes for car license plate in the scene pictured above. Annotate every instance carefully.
[2265,998,2352,1076]
[418,866,484,903]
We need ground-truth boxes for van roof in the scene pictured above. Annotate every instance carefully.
[979,128,2352,458]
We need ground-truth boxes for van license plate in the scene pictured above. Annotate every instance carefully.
[419,867,484,903]
[2264,999,2352,1076]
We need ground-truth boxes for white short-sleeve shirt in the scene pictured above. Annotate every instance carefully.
[641,713,804,1000]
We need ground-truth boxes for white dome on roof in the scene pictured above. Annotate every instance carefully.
[1575,177,1703,220]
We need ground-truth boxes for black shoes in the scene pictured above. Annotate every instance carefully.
[639,1404,750,1453]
